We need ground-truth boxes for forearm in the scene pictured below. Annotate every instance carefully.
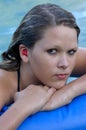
[66,74,86,99]
[0,102,30,130]
[0,85,55,130]
[43,74,86,110]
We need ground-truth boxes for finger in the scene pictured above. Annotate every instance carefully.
[48,88,56,95]
[41,88,56,111]
[43,86,49,91]
[48,88,56,96]
[49,87,56,92]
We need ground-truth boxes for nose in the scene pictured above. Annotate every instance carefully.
[57,54,69,69]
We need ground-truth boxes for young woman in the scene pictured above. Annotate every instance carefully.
[0,3,86,130]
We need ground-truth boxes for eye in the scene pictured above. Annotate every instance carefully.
[47,49,57,55]
[68,49,77,55]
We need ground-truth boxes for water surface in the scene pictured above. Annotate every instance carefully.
[0,0,86,54]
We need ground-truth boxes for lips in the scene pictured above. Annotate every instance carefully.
[55,74,69,80]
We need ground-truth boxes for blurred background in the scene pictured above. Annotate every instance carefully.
[0,0,86,55]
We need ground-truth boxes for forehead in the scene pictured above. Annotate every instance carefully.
[34,25,78,49]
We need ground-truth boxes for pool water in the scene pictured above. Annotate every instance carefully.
[0,0,86,82]
[0,0,86,54]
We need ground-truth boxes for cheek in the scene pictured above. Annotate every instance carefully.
[33,54,53,67]
[29,55,48,72]
[35,59,53,72]
[30,57,55,79]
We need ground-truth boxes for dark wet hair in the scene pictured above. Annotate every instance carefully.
[0,3,80,71]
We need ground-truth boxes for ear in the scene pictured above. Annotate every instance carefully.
[19,44,29,63]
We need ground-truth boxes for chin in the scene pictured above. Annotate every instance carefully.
[50,81,66,90]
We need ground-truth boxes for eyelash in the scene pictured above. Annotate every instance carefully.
[68,49,77,55]
[47,49,57,55]
[47,49,77,55]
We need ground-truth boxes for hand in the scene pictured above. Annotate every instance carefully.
[42,86,72,111]
[14,84,56,115]
[42,75,86,111]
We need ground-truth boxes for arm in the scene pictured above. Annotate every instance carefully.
[43,74,86,110]
[0,85,55,130]
[0,79,14,110]
[71,47,86,77]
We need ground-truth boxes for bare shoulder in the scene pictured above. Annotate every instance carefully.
[0,69,17,110]
[72,47,86,76]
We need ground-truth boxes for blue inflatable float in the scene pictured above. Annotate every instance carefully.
[1,94,86,130]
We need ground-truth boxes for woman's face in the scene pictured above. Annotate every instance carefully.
[28,25,78,89]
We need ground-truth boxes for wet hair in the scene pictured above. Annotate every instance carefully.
[0,3,80,71]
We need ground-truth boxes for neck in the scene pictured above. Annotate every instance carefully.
[19,63,42,90]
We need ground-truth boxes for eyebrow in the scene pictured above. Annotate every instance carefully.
[50,44,77,48]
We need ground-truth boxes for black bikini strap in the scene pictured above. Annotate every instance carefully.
[17,67,20,92]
